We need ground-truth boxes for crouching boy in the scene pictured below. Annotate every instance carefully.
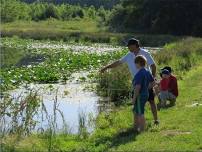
[157,67,178,109]
[132,55,155,132]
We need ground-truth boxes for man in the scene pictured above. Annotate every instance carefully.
[100,38,159,125]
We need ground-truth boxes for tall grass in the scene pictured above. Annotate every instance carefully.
[0,91,41,136]
[0,90,71,152]
[154,37,202,79]
[1,19,181,46]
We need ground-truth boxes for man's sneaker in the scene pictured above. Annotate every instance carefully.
[154,120,160,125]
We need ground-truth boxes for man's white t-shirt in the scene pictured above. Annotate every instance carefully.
[120,48,155,78]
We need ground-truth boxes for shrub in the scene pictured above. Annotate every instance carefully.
[97,65,131,105]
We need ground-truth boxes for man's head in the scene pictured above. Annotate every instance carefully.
[127,38,140,52]
[161,69,170,79]
[134,55,147,69]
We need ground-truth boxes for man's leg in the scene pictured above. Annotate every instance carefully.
[149,100,158,121]
[148,89,158,124]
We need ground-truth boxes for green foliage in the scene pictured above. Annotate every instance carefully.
[0,0,110,23]
[59,4,84,20]
[0,0,31,22]
[21,0,120,9]
[29,3,46,21]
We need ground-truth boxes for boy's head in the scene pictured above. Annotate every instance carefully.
[160,66,172,77]
[162,66,172,73]
[127,38,140,52]
[161,69,170,79]
[134,55,147,69]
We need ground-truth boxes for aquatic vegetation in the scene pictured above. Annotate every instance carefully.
[0,37,127,92]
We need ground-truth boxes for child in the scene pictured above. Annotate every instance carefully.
[157,67,178,109]
[132,55,155,132]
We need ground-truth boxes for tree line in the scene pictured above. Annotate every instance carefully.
[1,0,110,22]
[1,0,202,36]
[109,0,202,36]
[20,0,120,9]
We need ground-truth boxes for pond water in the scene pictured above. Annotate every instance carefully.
[5,72,112,134]
[30,42,161,53]
[30,42,123,53]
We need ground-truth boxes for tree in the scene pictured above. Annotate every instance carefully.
[109,0,202,36]
[1,0,31,22]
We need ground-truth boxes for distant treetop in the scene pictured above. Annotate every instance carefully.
[20,0,121,9]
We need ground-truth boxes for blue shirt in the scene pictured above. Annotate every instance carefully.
[132,68,154,97]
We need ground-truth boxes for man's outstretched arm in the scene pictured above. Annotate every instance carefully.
[150,64,157,78]
[100,60,122,73]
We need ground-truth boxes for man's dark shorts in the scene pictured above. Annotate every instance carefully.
[148,88,155,102]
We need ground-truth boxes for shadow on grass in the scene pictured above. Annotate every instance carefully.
[109,127,138,149]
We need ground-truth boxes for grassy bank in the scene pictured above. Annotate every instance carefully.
[1,38,202,151]
[1,19,182,46]
[1,19,102,33]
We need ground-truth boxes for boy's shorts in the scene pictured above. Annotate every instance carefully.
[159,91,176,102]
[131,89,155,102]
[133,95,149,115]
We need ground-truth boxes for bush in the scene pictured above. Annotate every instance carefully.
[97,65,132,105]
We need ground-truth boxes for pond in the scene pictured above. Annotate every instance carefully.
[3,72,112,134]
